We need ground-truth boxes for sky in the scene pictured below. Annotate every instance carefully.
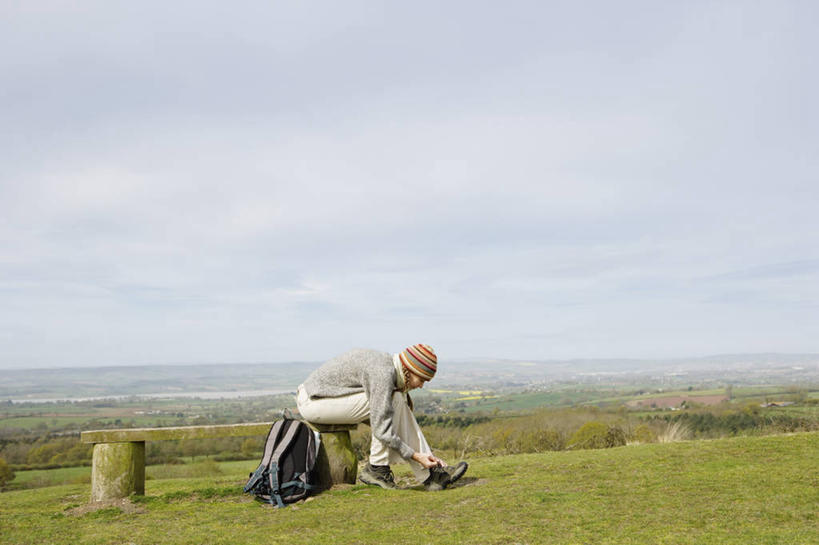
[1,1,818,369]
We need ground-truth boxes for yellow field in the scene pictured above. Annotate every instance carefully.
[428,389,487,396]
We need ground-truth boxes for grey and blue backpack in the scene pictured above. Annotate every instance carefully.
[243,416,319,507]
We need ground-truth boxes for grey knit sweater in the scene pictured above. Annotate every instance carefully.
[301,348,414,460]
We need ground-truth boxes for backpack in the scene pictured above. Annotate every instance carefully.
[243,416,320,507]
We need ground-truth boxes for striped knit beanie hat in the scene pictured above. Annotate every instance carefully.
[399,344,437,381]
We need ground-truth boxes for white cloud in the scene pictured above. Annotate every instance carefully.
[1,1,818,367]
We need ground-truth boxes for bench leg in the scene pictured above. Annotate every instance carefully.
[90,441,145,502]
[316,431,357,487]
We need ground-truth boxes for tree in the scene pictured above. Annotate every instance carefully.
[0,456,14,489]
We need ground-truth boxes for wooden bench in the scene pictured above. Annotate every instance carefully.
[80,421,358,503]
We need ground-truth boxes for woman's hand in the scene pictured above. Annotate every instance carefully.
[412,452,445,469]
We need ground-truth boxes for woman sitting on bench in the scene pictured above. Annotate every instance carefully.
[296,344,468,490]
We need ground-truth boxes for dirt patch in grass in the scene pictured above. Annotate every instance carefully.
[328,483,357,491]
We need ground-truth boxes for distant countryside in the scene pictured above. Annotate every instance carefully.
[2,355,817,491]
[2,356,818,544]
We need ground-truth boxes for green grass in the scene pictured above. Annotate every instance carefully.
[8,460,256,490]
[8,465,91,488]
[2,432,817,544]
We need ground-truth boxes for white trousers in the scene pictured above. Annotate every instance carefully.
[296,385,432,482]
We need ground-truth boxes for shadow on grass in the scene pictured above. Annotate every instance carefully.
[400,475,485,492]
[448,476,485,489]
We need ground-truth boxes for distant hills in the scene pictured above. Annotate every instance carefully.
[2,362,313,401]
[2,353,817,401]
[439,353,819,387]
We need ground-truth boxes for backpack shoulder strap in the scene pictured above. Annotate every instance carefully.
[243,419,286,493]
[267,420,304,507]
[261,419,287,466]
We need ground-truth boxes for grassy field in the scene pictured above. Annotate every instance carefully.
[8,465,91,488]
[1,432,816,544]
[7,459,260,490]
[0,416,170,429]
[450,390,609,412]
[4,458,250,492]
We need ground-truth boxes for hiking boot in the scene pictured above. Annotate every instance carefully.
[359,463,397,489]
[423,462,468,491]
[440,461,468,485]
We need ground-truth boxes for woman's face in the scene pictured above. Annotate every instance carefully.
[406,371,426,391]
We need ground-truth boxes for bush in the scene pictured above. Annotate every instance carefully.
[0,456,14,489]
[514,429,565,453]
[241,437,262,459]
[631,424,656,444]
[565,422,626,450]
[605,426,627,447]
[567,422,609,450]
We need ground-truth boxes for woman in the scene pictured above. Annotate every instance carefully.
[296,344,468,490]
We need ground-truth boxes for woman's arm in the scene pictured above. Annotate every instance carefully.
[363,367,416,459]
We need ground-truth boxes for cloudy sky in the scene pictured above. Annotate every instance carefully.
[1,1,817,369]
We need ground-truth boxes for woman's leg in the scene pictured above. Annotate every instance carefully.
[297,386,434,483]
[295,385,370,424]
[369,391,432,483]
